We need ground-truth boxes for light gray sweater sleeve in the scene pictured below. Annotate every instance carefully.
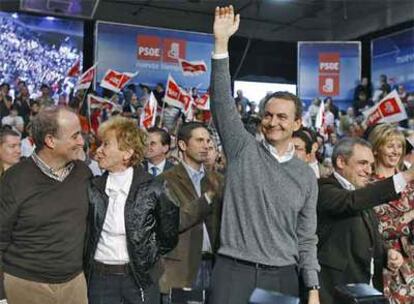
[297,174,320,287]
[210,58,251,160]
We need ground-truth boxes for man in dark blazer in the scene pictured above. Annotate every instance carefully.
[143,127,174,176]
[159,122,223,299]
[317,137,414,304]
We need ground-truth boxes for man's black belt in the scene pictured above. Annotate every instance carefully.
[202,252,215,260]
[93,261,130,275]
[220,254,295,270]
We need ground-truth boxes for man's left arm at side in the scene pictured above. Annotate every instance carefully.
[296,175,320,303]
[0,176,19,301]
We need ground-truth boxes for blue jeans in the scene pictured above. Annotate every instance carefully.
[88,272,160,304]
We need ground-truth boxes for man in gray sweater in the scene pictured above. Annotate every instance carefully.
[208,6,320,304]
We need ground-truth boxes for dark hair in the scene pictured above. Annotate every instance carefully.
[259,91,302,120]
[0,83,10,90]
[177,122,207,148]
[332,137,372,170]
[31,106,71,152]
[0,127,20,144]
[147,127,171,148]
[301,127,317,144]
[292,130,313,154]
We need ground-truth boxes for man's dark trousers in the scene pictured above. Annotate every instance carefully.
[208,255,299,304]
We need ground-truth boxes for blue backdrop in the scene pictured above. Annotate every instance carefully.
[298,42,361,110]
[95,21,213,91]
[371,27,414,92]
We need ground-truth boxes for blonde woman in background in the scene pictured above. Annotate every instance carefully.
[369,124,414,303]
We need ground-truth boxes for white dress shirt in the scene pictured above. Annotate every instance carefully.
[147,159,166,176]
[94,167,133,264]
[262,140,295,163]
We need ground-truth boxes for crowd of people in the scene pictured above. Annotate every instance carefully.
[0,13,81,99]
[1,5,414,304]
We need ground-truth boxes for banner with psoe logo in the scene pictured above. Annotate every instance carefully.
[298,42,361,110]
[95,21,213,92]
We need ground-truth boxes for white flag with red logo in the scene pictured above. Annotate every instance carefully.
[193,93,210,111]
[87,94,119,111]
[100,69,138,93]
[315,100,325,129]
[178,59,207,76]
[140,92,158,129]
[75,63,97,91]
[164,75,193,111]
[363,90,408,127]
[67,58,81,77]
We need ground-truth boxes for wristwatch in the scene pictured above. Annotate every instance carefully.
[307,285,320,291]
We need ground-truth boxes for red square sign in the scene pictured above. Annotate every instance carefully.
[319,75,339,96]
[162,39,186,63]
[137,35,161,61]
[319,53,340,74]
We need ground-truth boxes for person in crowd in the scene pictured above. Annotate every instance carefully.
[368,124,414,302]
[325,97,339,120]
[302,128,330,179]
[353,91,373,117]
[1,105,24,133]
[0,83,12,119]
[84,116,179,304]
[159,122,223,301]
[339,107,356,136]
[234,89,249,114]
[20,123,35,158]
[204,137,221,172]
[14,84,32,125]
[307,98,321,127]
[292,129,313,163]
[317,137,414,304]
[379,74,391,96]
[353,77,373,101]
[209,6,320,304]
[324,132,337,159]
[122,93,141,119]
[323,102,335,133]
[153,83,165,108]
[0,106,91,304]
[36,84,54,108]
[0,127,21,176]
[143,127,174,176]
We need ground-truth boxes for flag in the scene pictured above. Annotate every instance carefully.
[363,90,408,127]
[75,63,97,91]
[163,74,193,111]
[178,59,207,76]
[193,93,210,111]
[87,94,119,111]
[140,92,158,129]
[315,100,325,129]
[100,69,138,93]
[67,58,81,77]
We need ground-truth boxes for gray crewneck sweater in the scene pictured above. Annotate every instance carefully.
[210,58,320,287]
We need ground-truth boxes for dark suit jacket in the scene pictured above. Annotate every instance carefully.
[317,174,401,304]
[142,159,174,175]
[158,162,223,293]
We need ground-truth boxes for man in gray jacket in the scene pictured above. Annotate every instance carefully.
[208,6,320,304]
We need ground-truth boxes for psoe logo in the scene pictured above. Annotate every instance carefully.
[137,35,161,61]
[163,38,186,63]
[319,53,340,73]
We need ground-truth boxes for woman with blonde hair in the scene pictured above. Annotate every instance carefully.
[84,116,179,304]
[368,123,414,303]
